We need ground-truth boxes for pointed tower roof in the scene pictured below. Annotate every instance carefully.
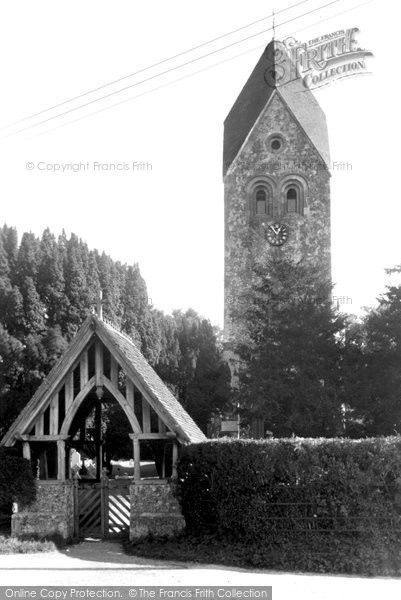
[223,39,330,175]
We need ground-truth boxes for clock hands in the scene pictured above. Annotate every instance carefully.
[269,224,282,235]
[265,223,289,246]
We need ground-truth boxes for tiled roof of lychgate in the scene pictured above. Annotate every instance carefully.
[96,318,206,443]
[0,318,95,447]
[223,39,330,175]
[1,315,206,446]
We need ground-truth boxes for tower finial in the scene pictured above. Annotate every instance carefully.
[272,8,276,40]
[96,289,103,320]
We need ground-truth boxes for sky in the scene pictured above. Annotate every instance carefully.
[0,0,397,327]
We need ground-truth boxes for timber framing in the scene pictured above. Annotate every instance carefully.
[1,314,206,448]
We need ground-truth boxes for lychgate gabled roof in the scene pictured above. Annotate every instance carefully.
[96,317,206,444]
[1,314,206,447]
[223,39,330,175]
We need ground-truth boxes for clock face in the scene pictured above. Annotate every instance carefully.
[265,223,289,246]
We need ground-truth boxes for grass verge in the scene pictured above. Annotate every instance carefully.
[0,534,61,554]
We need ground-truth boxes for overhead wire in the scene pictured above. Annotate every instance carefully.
[6,0,314,128]
[4,0,341,138]
[31,0,374,141]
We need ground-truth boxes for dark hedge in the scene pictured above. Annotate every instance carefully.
[128,531,401,576]
[176,437,401,573]
[0,447,36,513]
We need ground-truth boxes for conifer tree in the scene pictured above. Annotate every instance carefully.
[0,324,24,436]
[37,228,67,328]
[185,320,231,430]
[18,277,46,335]
[342,280,401,436]
[231,257,345,437]
[1,225,18,277]
[0,225,232,436]
[64,234,89,337]
[14,233,45,336]
[0,235,10,279]
[97,252,121,325]
[15,232,41,286]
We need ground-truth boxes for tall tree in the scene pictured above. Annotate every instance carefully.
[13,233,45,336]
[0,225,232,436]
[0,225,18,278]
[63,234,89,338]
[155,310,231,432]
[15,232,41,286]
[0,325,24,438]
[37,228,67,328]
[0,235,10,279]
[121,264,150,349]
[342,280,401,436]
[231,257,345,437]
[96,252,123,326]
[18,277,46,335]
[185,320,232,430]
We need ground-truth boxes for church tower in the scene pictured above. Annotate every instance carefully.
[224,39,331,336]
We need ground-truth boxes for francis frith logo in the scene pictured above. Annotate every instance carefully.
[265,28,373,91]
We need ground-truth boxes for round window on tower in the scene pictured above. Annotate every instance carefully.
[266,134,285,154]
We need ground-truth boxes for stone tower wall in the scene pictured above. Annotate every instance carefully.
[224,92,331,334]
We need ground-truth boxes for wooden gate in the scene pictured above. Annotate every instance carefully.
[74,479,130,538]
[107,480,131,537]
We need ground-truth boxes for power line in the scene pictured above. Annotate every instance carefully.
[6,0,313,128]
[6,0,340,137]
[32,0,372,139]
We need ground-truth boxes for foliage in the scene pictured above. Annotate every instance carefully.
[229,253,401,438]
[157,311,231,431]
[0,448,36,511]
[176,437,401,574]
[230,256,345,437]
[341,283,401,436]
[0,225,231,440]
[127,530,401,576]
[0,534,57,554]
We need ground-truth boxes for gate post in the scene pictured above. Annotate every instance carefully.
[57,440,66,480]
[101,471,109,538]
[129,480,185,540]
[130,434,141,481]
[73,475,79,537]
[172,442,178,480]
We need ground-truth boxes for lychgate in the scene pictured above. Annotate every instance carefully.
[1,311,205,540]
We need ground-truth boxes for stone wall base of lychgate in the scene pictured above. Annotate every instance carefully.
[12,479,184,541]
[129,480,185,541]
[11,480,74,540]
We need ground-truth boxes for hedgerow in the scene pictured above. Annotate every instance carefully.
[128,530,401,575]
[174,437,401,574]
[0,447,36,514]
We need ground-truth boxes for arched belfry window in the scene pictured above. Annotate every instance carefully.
[254,185,272,216]
[256,187,267,214]
[282,181,305,215]
[286,187,298,213]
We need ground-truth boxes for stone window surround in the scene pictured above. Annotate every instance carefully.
[281,175,306,216]
[247,176,275,219]
[248,174,307,219]
[265,133,286,154]
[254,184,273,216]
